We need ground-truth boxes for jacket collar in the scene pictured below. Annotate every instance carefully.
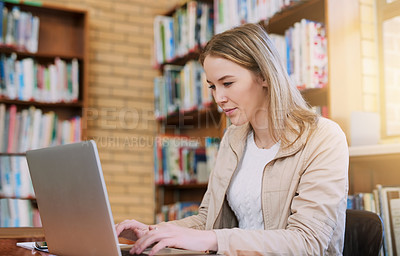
[227,120,315,160]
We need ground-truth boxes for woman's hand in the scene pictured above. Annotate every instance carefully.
[130,223,218,256]
[115,219,150,241]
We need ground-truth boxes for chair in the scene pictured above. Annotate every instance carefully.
[343,209,383,256]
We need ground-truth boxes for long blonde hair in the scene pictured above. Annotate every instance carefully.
[199,23,317,146]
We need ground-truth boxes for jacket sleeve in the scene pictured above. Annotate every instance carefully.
[213,120,349,255]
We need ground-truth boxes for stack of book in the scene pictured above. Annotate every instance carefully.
[153,1,214,65]
[154,135,220,185]
[348,184,400,256]
[214,0,309,34]
[0,104,81,153]
[0,3,40,53]
[154,60,212,119]
[0,55,80,103]
[156,201,200,223]
[0,156,33,198]
[270,19,328,90]
[0,198,40,227]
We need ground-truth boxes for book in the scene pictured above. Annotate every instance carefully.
[0,104,5,151]
[377,184,400,256]
[387,190,400,256]
[156,201,200,223]
[0,198,33,227]
[0,2,4,44]
[154,135,202,185]
[6,104,17,153]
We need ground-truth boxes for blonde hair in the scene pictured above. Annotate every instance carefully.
[199,23,317,147]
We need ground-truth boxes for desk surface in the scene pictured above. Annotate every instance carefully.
[0,227,219,256]
[0,227,46,256]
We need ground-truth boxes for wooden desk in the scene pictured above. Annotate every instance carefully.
[0,227,219,256]
[0,227,46,256]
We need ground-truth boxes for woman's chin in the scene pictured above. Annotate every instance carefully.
[228,117,247,126]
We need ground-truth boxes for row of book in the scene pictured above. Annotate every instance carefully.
[214,0,308,34]
[0,3,40,53]
[0,54,80,103]
[154,135,220,185]
[348,185,400,256]
[0,156,33,198]
[156,201,200,223]
[154,60,213,119]
[0,104,81,153]
[270,19,328,89]
[154,1,213,65]
[0,198,41,227]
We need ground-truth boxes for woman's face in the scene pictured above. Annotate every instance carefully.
[203,55,269,128]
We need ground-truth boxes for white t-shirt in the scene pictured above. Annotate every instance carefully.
[227,131,280,230]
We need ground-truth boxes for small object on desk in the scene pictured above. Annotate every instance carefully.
[34,241,48,250]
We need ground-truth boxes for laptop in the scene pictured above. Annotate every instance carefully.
[26,140,215,256]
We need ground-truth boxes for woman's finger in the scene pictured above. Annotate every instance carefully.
[132,228,166,254]
[115,219,149,238]
[148,239,173,256]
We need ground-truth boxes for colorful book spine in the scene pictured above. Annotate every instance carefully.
[0,198,37,227]
[0,55,79,103]
[156,201,200,223]
[0,104,81,153]
[153,1,214,66]
[1,5,39,53]
[154,135,220,185]
[154,60,210,119]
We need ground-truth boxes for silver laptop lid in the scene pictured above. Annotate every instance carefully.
[26,140,121,256]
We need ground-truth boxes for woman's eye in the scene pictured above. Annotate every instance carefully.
[208,84,215,90]
[223,82,233,86]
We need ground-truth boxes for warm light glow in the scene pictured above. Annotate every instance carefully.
[383,16,400,136]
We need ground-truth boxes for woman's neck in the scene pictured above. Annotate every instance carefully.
[252,128,275,149]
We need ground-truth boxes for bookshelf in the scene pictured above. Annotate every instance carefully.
[0,2,88,227]
[349,144,400,194]
[153,0,219,220]
[153,0,364,221]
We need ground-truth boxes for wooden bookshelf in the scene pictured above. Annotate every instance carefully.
[0,2,88,137]
[153,0,366,221]
[0,227,44,239]
[266,0,325,35]
[349,144,400,194]
[0,2,88,227]
[155,183,208,215]
[153,0,219,221]
[0,98,83,108]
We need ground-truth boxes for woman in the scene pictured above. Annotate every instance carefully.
[116,23,348,256]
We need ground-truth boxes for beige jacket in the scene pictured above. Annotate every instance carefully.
[171,117,349,256]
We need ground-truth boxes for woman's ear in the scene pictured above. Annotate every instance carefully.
[261,78,268,88]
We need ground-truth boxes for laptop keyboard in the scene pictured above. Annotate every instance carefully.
[121,248,141,256]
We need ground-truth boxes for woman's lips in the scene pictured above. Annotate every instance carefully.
[224,108,236,116]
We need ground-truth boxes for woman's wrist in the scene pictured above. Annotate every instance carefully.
[203,230,218,252]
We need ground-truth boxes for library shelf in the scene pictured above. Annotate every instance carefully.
[349,144,400,158]
[0,195,35,200]
[156,183,208,189]
[0,98,83,108]
[0,45,84,60]
[157,104,221,128]
[0,1,88,228]
[300,87,328,107]
[155,50,201,70]
[266,0,325,35]
[0,227,44,239]
[153,0,367,221]
[0,153,26,156]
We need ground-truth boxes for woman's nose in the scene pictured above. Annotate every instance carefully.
[213,88,228,104]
